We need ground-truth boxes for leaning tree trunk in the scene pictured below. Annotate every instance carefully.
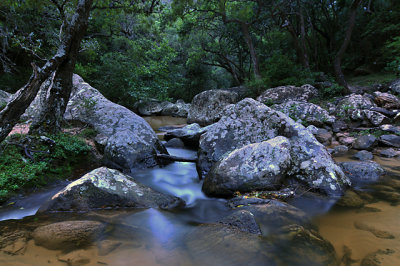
[29,0,92,135]
[0,0,93,143]
[333,0,363,93]
[241,23,261,80]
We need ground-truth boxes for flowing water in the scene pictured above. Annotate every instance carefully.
[0,116,399,265]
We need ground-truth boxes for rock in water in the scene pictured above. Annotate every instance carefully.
[200,98,349,196]
[340,161,386,188]
[257,84,318,104]
[164,123,210,148]
[204,137,292,196]
[187,89,240,126]
[65,75,166,169]
[32,221,105,250]
[38,167,184,212]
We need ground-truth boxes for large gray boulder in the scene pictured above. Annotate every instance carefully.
[136,99,163,116]
[272,101,335,127]
[199,98,350,196]
[187,89,240,126]
[256,84,318,105]
[204,137,292,196]
[38,167,184,212]
[65,75,166,169]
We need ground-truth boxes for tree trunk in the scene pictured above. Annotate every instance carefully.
[333,0,363,92]
[241,23,261,80]
[0,0,93,143]
[29,0,93,135]
[299,4,310,70]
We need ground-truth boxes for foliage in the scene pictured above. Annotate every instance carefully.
[0,133,92,202]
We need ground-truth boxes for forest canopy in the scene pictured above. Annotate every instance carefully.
[0,0,399,107]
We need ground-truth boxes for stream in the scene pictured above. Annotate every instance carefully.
[0,116,399,265]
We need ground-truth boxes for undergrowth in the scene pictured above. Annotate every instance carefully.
[0,133,92,203]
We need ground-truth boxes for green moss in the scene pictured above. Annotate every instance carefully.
[347,72,397,87]
[0,133,92,203]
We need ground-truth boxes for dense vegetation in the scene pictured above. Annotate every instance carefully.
[0,0,399,107]
[0,133,92,202]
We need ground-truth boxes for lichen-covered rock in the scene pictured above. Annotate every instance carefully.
[65,75,166,169]
[38,167,184,212]
[187,89,240,126]
[164,123,210,148]
[314,128,333,146]
[340,161,386,188]
[218,209,261,235]
[272,101,335,126]
[389,79,400,94]
[336,94,389,126]
[32,221,105,250]
[373,91,400,109]
[380,124,400,135]
[199,98,349,196]
[379,134,400,148]
[204,137,292,196]
[257,84,318,104]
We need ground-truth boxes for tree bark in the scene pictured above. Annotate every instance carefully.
[241,23,261,80]
[29,0,93,135]
[333,0,363,92]
[0,0,93,143]
[299,3,310,70]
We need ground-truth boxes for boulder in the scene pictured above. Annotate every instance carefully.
[32,221,105,250]
[336,94,389,126]
[370,107,396,117]
[199,98,350,196]
[352,135,377,150]
[340,161,386,188]
[187,89,240,126]
[380,124,400,135]
[136,99,163,116]
[272,101,335,127]
[160,99,190,117]
[65,75,166,169]
[164,123,210,148]
[204,137,292,196]
[164,138,185,148]
[378,134,400,148]
[314,128,333,146]
[373,91,400,109]
[353,150,374,161]
[389,79,400,94]
[256,84,318,104]
[38,167,184,212]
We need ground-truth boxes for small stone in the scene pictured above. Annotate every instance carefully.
[57,249,91,266]
[379,148,399,158]
[98,240,122,256]
[361,249,395,266]
[339,137,356,146]
[379,134,400,148]
[332,145,349,156]
[352,135,377,150]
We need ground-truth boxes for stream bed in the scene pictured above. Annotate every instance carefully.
[0,116,399,265]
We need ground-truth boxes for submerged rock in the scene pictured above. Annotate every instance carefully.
[199,98,349,196]
[361,249,395,266]
[218,209,261,235]
[187,89,240,126]
[32,220,105,250]
[353,150,374,161]
[257,84,318,104]
[64,75,166,170]
[38,167,184,212]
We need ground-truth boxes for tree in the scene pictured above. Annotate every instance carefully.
[0,0,93,143]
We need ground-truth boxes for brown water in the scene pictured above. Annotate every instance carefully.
[144,116,187,139]
[1,116,400,265]
[315,152,400,265]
